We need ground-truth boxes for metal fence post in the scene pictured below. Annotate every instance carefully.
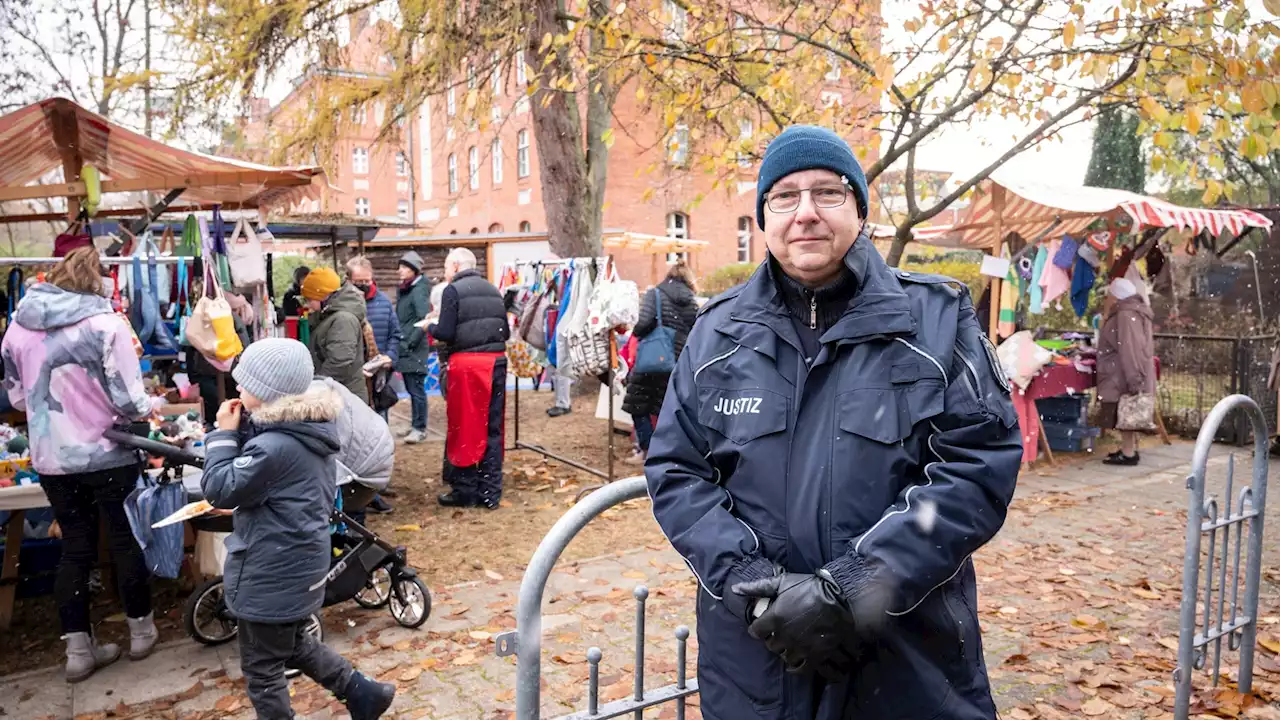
[1175,394,1270,718]
[495,475,702,720]
[496,477,650,719]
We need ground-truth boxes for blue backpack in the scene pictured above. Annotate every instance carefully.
[632,287,677,374]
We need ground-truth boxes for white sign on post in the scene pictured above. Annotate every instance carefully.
[979,255,1012,279]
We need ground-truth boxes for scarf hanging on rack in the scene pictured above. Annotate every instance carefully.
[6,268,23,325]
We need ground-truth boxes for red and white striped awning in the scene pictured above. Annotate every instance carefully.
[0,97,323,211]
[871,175,1273,249]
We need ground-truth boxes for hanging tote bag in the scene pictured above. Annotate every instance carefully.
[1116,393,1157,432]
[632,288,678,374]
[123,471,187,579]
[226,218,268,288]
[187,261,243,362]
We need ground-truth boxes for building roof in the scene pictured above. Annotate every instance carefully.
[870,174,1274,249]
[0,98,324,211]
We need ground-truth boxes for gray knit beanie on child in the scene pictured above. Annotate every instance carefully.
[231,338,315,405]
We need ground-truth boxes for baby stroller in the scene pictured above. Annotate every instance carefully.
[106,429,432,650]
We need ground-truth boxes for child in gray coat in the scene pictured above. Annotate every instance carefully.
[202,338,395,720]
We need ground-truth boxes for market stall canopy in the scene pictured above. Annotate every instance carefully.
[870,175,1273,249]
[0,97,323,210]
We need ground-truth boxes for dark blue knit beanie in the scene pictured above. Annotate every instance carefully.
[755,125,869,230]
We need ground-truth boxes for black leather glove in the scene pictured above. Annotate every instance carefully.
[731,569,858,680]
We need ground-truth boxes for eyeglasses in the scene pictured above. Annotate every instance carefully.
[764,185,850,214]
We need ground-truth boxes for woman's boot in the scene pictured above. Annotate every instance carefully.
[127,612,159,660]
[64,632,121,683]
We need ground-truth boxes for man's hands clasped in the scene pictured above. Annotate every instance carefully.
[731,569,860,680]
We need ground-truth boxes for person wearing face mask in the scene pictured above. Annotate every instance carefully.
[1,246,163,682]
[645,126,1022,720]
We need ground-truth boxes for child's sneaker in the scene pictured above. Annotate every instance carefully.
[343,671,396,720]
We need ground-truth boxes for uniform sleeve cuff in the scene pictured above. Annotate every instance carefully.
[823,552,878,602]
[722,555,777,621]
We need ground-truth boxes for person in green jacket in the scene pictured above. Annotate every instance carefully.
[395,251,433,444]
[302,267,370,404]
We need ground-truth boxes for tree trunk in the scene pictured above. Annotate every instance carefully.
[885,224,913,267]
[582,0,611,249]
[526,0,593,259]
[143,0,152,137]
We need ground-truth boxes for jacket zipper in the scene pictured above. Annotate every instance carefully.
[809,295,817,330]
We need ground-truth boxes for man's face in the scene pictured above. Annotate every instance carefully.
[306,298,324,313]
[350,267,373,291]
[444,262,457,282]
[397,265,416,283]
[762,168,861,287]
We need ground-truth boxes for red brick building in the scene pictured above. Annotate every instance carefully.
[237,4,882,284]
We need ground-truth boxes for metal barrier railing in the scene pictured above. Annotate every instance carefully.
[1175,394,1270,718]
[494,476,700,719]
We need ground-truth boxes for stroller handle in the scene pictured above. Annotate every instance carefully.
[104,427,205,468]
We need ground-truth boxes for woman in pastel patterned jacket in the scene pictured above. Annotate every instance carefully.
[1,246,160,683]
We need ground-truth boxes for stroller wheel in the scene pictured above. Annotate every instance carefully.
[389,576,431,629]
[354,566,393,609]
[184,577,238,645]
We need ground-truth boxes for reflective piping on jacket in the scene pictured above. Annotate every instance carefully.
[958,353,983,404]
[879,423,972,617]
[694,346,739,381]
[894,338,948,384]
[206,440,239,450]
[646,472,757,603]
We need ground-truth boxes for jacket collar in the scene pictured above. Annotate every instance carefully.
[722,235,916,348]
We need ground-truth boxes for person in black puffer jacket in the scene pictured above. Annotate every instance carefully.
[427,248,510,508]
[622,262,699,463]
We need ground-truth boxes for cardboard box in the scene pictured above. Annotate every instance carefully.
[159,403,203,421]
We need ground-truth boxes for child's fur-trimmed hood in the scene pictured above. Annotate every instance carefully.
[249,384,344,425]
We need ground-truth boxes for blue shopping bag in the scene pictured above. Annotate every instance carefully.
[123,471,187,579]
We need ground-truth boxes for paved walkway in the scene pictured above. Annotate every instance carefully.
[5,439,1279,719]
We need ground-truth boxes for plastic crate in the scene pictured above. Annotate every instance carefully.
[1041,420,1101,453]
[1035,395,1090,425]
[0,537,62,599]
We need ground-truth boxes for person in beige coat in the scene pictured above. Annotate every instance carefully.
[1096,277,1156,466]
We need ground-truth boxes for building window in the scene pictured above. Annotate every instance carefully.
[470,227,479,234]
[666,211,688,263]
[517,130,531,178]
[448,153,458,193]
[516,50,527,85]
[355,198,370,216]
[397,199,410,221]
[737,118,753,168]
[663,0,687,42]
[737,216,752,263]
[491,51,502,94]
[466,60,476,89]
[468,145,480,190]
[447,87,456,116]
[395,151,407,176]
[350,104,367,125]
[491,138,503,184]
[352,147,369,175]
[519,220,532,232]
[669,124,689,166]
[489,222,504,233]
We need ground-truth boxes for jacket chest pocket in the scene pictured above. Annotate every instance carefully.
[836,363,946,444]
[830,364,945,538]
[697,387,788,445]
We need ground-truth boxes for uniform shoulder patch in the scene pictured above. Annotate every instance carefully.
[895,270,963,299]
[697,285,745,317]
[979,334,1012,394]
[233,455,257,470]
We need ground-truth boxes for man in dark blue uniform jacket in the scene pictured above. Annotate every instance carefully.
[645,125,1022,720]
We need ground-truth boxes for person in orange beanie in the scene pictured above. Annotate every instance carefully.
[302,267,370,403]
